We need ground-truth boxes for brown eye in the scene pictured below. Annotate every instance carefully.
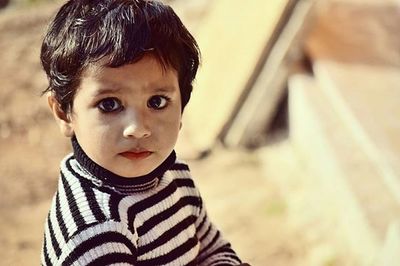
[147,95,169,110]
[97,98,123,113]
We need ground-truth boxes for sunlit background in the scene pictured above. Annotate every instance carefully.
[0,0,399,265]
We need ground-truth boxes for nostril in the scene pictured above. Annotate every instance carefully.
[143,131,151,138]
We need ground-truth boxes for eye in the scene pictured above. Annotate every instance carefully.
[97,98,123,113]
[147,95,170,110]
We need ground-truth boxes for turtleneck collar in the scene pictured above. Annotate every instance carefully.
[71,136,176,194]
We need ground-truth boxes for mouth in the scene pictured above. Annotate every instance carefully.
[119,150,153,160]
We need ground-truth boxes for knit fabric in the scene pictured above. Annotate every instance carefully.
[41,140,241,266]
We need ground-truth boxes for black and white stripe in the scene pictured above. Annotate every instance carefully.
[41,154,241,265]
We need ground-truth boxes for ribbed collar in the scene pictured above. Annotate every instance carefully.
[71,136,176,194]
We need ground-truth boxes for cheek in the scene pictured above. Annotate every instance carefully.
[152,111,181,137]
[73,113,120,143]
[74,124,118,163]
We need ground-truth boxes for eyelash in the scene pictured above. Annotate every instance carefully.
[147,95,171,110]
[95,95,171,113]
[96,97,123,113]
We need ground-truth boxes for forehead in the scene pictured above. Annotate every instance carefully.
[81,55,179,94]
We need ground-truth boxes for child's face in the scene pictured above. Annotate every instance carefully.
[53,55,182,177]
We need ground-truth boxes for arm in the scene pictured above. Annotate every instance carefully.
[195,198,242,266]
[55,220,137,266]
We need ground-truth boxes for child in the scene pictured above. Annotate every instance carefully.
[40,0,246,265]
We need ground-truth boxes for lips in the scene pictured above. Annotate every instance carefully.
[119,150,153,160]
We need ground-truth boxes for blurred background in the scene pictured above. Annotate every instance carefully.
[0,0,399,265]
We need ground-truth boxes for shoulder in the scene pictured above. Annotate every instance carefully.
[48,154,123,242]
[166,158,199,189]
[170,158,191,172]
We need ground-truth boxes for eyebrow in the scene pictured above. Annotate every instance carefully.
[92,86,123,97]
[152,86,177,93]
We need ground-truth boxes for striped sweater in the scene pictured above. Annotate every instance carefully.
[41,139,241,265]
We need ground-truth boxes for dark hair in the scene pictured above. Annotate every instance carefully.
[41,0,200,113]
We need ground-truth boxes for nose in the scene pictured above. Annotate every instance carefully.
[122,111,151,139]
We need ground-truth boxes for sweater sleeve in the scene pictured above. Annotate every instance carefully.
[195,197,242,266]
[53,220,138,266]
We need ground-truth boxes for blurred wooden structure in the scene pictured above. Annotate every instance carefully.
[178,0,310,154]
[290,62,400,265]
[222,0,316,147]
[289,1,400,265]
[181,0,400,264]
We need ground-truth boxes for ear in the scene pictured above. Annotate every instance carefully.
[48,95,74,137]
